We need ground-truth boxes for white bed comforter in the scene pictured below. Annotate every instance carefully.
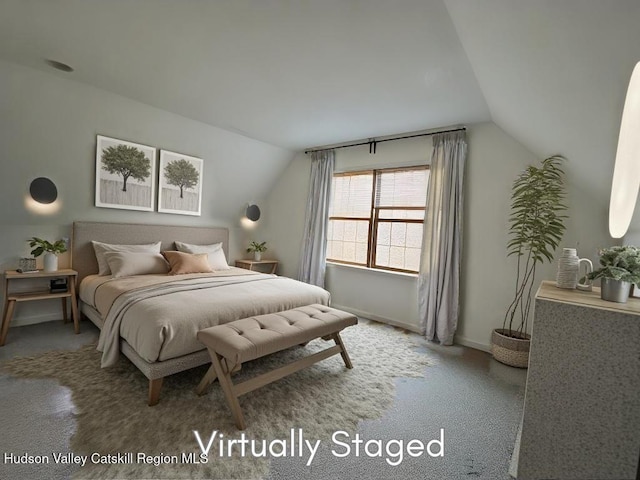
[79,268,330,367]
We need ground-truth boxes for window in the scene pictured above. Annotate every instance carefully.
[327,166,429,273]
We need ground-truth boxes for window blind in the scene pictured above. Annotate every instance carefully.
[375,168,429,208]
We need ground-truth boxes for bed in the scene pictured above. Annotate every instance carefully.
[72,221,330,405]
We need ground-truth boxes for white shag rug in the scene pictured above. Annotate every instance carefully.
[2,320,430,479]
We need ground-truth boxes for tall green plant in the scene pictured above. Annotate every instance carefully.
[504,155,567,337]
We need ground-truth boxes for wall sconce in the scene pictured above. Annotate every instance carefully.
[30,177,58,204]
[246,204,261,222]
[241,203,261,230]
[25,177,61,214]
[609,61,640,238]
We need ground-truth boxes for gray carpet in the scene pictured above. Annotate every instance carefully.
[1,321,430,479]
[0,320,527,480]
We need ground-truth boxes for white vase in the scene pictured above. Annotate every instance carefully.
[43,253,58,272]
[254,252,262,261]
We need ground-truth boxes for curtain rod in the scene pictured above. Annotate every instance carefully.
[304,127,466,154]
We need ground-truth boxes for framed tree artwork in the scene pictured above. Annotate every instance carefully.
[95,135,156,211]
[158,150,203,216]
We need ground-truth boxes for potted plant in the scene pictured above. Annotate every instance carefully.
[247,241,267,261]
[492,155,567,368]
[29,237,67,272]
[587,245,640,303]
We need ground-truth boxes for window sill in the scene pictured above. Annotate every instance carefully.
[326,261,418,279]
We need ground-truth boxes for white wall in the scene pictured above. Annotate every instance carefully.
[0,60,294,326]
[454,123,613,350]
[456,123,534,349]
[261,122,612,350]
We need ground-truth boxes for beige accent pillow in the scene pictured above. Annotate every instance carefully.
[104,252,169,278]
[92,241,162,276]
[174,241,231,270]
[162,251,213,275]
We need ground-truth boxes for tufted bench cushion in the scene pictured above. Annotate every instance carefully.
[197,304,358,366]
[196,304,357,429]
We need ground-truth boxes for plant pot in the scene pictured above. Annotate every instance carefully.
[253,252,262,262]
[43,253,58,272]
[491,328,531,368]
[600,278,631,303]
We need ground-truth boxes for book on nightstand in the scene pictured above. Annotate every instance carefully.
[49,278,68,293]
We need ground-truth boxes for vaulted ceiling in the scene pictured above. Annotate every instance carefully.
[1,0,639,215]
[444,0,640,205]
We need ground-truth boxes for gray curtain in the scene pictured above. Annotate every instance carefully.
[418,131,467,344]
[298,149,335,287]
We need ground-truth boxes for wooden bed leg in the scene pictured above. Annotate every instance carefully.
[212,353,246,430]
[195,364,217,396]
[333,332,353,369]
[148,378,164,406]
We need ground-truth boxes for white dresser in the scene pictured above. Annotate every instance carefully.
[513,281,640,479]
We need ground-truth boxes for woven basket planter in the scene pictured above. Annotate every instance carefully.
[491,329,531,368]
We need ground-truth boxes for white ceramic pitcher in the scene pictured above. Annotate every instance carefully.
[556,248,593,290]
[576,257,593,291]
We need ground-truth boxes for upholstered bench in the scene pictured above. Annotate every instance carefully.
[196,304,358,429]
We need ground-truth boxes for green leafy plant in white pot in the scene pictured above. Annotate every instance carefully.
[492,155,567,368]
[587,245,640,303]
[29,237,67,272]
[247,241,267,261]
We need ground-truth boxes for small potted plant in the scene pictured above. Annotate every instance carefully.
[587,245,640,303]
[29,237,67,272]
[247,241,267,261]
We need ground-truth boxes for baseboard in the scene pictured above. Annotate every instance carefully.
[329,303,422,334]
[329,304,494,353]
[454,335,491,353]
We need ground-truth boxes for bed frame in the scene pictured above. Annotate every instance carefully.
[72,221,230,405]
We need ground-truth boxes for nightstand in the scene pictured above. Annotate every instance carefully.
[235,259,279,274]
[1,269,80,346]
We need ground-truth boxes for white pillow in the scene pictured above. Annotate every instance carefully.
[174,241,231,270]
[92,241,162,276]
[104,252,169,278]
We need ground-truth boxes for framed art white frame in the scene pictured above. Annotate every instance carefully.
[95,135,156,212]
[158,150,203,216]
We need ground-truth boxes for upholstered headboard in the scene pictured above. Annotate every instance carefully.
[72,221,230,284]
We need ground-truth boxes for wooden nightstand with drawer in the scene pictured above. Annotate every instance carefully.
[1,269,80,346]
[235,260,279,275]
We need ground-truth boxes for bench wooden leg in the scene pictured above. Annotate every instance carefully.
[211,352,246,430]
[195,364,218,396]
[148,377,164,406]
[333,332,353,369]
